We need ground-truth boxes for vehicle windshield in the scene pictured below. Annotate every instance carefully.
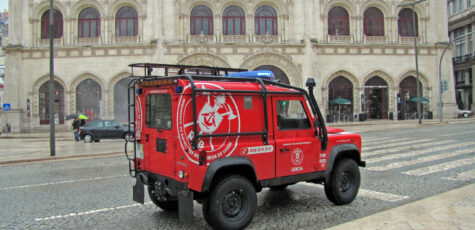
[146,94,172,129]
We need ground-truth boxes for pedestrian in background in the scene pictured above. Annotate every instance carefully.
[72,117,80,142]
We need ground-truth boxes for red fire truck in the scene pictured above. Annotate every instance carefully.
[125,63,365,230]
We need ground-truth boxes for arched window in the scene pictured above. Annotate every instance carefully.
[255,5,278,35]
[41,9,63,39]
[398,8,418,37]
[364,7,384,36]
[39,81,64,124]
[190,5,214,35]
[76,79,102,120]
[115,6,138,36]
[78,7,100,38]
[223,5,245,35]
[328,76,353,115]
[328,6,349,36]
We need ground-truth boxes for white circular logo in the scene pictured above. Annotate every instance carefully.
[177,83,241,164]
[291,148,304,166]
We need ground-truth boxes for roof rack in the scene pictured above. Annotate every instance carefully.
[129,63,248,77]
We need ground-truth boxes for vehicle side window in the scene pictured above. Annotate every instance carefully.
[276,100,311,130]
[88,121,103,127]
[146,94,172,129]
[104,121,113,127]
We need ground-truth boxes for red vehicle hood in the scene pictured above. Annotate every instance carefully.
[326,126,345,134]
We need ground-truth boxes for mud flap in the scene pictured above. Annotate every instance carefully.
[178,190,193,225]
[133,177,145,204]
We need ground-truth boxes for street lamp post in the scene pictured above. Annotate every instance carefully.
[49,0,56,157]
[398,0,426,125]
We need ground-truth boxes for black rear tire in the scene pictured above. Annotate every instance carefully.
[203,175,257,230]
[148,186,178,211]
[324,158,360,205]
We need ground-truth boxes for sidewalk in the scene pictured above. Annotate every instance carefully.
[328,183,475,230]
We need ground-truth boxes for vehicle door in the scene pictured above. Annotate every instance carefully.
[104,120,124,139]
[273,96,320,177]
[88,120,105,138]
[141,89,175,177]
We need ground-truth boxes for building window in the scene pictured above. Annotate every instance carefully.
[328,6,349,36]
[190,5,214,35]
[41,9,63,39]
[78,8,100,38]
[398,8,418,37]
[115,6,138,36]
[223,5,245,35]
[255,5,278,35]
[364,7,384,36]
[468,0,472,7]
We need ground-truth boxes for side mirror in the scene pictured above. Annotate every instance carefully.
[114,125,120,129]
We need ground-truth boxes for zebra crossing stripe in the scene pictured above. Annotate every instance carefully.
[369,147,475,171]
[363,139,433,154]
[402,157,475,176]
[362,138,411,148]
[439,131,475,137]
[300,183,409,202]
[367,140,468,163]
[443,169,475,181]
[362,137,394,143]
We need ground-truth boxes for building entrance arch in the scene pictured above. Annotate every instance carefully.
[364,76,388,119]
[39,81,64,124]
[76,79,102,120]
[253,65,289,85]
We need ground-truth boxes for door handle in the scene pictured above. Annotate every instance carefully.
[145,134,149,142]
[280,148,290,152]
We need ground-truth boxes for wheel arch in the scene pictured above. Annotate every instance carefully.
[325,144,363,178]
[201,157,258,193]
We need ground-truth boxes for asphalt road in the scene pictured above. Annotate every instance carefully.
[0,122,474,229]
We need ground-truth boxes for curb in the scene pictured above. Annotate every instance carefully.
[0,152,123,166]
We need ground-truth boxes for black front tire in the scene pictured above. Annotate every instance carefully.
[148,186,178,211]
[203,175,257,230]
[324,158,361,205]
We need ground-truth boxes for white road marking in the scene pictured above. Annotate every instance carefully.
[362,138,411,147]
[0,175,128,190]
[363,139,431,152]
[364,139,454,157]
[362,137,393,143]
[443,169,475,181]
[439,131,475,137]
[35,202,153,221]
[367,141,471,163]
[403,157,475,176]
[370,147,475,171]
[301,183,409,202]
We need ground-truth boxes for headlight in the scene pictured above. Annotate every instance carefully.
[178,170,184,179]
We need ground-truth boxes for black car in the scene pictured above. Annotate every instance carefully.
[79,120,134,143]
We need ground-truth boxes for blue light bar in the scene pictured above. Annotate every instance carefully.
[227,70,275,79]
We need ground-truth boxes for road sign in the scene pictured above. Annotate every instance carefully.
[2,103,11,111]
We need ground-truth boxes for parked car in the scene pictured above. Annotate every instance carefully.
[79,120,134,142]
[458,109,473,118]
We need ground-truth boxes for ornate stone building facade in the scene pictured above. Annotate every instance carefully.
[2,0,456,132]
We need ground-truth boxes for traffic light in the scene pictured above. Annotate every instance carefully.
[441,80,449,93]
